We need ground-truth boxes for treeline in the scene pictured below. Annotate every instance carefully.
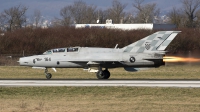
[0,27,200,56]
[2,0,200,32]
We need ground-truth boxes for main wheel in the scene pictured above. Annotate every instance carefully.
[46,73,52,79]
[96,71,104,79]
[103,70,110,79]
[96,70,110,79]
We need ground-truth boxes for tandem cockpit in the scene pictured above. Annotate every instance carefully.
[43,47,79,55]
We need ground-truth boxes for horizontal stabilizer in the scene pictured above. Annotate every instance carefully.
[124,67,150,72]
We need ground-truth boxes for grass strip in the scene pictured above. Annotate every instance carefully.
[0,87,200,112]
[0,65,200,79]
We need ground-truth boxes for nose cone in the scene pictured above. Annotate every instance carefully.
[18,57,30,66]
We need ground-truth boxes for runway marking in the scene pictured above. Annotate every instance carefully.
[1,80,200,88]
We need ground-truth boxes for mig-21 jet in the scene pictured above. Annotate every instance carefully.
[18,31,181,79]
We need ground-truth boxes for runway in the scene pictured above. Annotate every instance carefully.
[1,80,200,88]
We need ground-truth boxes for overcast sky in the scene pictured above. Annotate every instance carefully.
[0,0,182,18]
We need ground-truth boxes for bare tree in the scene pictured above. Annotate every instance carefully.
[195,9,200,27]
[0,13,6,31]
[60,5,73,26]
[51,18,64,27]
[133,0,160,23]
[60,0,97,25]
[106,0,127,23]
[168,7,184,27]
[181,0,200,27]
[83,5,97,24]
[70,0,87,24]
[1,5,28,31]
[123,13,135,23]
[32,10,43,28]
[95,9,108,24]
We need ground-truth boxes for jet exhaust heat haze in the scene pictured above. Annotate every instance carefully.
[163,56,200,62]
[18,31,181,79]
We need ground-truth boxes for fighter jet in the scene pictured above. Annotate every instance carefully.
[18,31,181,79]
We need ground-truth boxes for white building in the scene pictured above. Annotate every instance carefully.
[75,19,176,30]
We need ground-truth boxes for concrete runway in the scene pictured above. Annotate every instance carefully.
[1,80,200,88]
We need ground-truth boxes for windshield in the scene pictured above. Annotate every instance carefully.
[43,50,52,54]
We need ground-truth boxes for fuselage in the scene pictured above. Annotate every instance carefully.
[19,47,165,69]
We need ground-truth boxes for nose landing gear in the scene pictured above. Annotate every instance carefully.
[45,68,52,79]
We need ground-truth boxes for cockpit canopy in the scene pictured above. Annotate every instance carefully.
[43,47,79,54]
[53,48,66,53]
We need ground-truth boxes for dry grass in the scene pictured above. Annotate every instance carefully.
[0,87,200,112]
[0,65,200,111]
[0,64,200,79]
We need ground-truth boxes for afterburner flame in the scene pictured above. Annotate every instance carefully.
[163,56,200,62]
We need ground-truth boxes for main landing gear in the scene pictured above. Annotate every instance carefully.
[96,67,110,79]
[43,67,110,79]
[45,68,52,79]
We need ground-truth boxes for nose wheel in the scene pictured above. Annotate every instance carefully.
[45,68,52,79]
[45,73,52,79]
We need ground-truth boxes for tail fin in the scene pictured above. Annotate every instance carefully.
[122,31,181,53]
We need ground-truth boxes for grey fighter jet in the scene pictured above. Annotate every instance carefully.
[18,31,181,79]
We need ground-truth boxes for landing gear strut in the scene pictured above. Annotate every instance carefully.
[96,67,110,79]
[45,68,52,79]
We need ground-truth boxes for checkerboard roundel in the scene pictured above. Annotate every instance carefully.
[145,43,151,50]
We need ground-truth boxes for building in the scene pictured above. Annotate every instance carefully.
[75,19,176,30]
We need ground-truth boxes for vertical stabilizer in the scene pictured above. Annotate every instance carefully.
[122,31,181,53]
